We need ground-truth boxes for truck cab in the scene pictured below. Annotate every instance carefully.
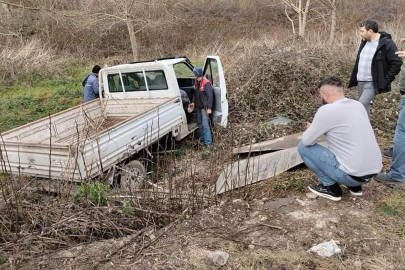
[99,56,229,140]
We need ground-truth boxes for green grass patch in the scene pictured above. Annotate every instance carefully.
[0,255,7,265]
[74,182,110,206]
[272,177,306,193]
[376,191,405,217]
[0,59,90,132]
[122,200,134,216]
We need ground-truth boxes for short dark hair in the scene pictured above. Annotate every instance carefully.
[318,75,343,89]
[92,65,101,74]
[360,20,379,33]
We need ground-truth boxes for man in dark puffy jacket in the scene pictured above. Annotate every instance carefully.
[83,65,101,102]
[348,20,402,117]
[188,67,214,146]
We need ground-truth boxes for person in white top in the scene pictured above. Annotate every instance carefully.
[348,20,402,117]
[298,76,382,201]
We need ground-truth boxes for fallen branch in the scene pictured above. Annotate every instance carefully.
[257,222,283,230]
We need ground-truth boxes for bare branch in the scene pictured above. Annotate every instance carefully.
[128,0,136,13]
[0,0,40,11]
[92,12,126,22]
[284,5,296,34]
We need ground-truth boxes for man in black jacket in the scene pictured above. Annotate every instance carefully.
[349,20,402,117]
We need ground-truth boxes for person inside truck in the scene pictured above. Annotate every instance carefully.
[83,65,101,102]
[179,89,192,122]
[188,67,214,146]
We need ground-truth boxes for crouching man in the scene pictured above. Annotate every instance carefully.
[298,76,382,201]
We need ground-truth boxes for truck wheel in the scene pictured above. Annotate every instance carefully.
[120,160,146,191]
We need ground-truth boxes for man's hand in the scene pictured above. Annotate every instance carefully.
[206,108,212,114]
[401,38,405,43]
[188,103,195,112]
[395,51,405,58]
[306,122,312,129]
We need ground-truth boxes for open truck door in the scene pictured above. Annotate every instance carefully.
[203,56,229,128]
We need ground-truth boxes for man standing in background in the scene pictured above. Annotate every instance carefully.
[382,38,405,158]
[375,48,405,185]
[83,65,101,102]
[348,20,402,117]
[189,67,214,147]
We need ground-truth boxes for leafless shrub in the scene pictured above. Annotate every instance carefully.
[0,38,66,81]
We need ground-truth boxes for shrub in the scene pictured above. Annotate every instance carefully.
[74,182,110,206]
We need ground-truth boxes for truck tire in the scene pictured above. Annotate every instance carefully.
[120,160,146,191]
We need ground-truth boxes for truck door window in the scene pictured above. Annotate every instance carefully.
[174,63,194,90]
[146,71,168,90]
[107,70,168,92]
[107,74,123,92]
[204,59,219,87]
[174,63,194,78]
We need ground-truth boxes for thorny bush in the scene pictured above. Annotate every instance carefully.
[226,46,352,124]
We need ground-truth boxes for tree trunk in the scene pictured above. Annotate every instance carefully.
[328,0,337,45]
[300,0,310,38]
[126,14,139,61]
[298,0,303,37]
[328,8,337,44]
[1,3,11,19]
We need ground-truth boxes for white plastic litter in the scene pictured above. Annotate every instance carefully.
[268,116,293,125]
[208,250,229,266]
[308,240,341,257]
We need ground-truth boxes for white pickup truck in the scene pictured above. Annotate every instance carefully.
[0,56,228,187]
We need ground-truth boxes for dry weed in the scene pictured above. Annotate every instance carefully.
[0,39,65,81]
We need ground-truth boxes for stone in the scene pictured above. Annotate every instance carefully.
[306,192,318,199]
[308,240,341,257]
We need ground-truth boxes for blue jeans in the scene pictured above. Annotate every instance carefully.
[197,109,212,146]
[298,142,365,187]
[388,96,405,182]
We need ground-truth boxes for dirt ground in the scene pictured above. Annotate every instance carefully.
[2,92,404,270]
[6,148,405,270]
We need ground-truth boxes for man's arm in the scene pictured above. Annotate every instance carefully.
[399,62,405,95]
[205,83,214,110]
[92,77,99,97]
[396,39,405,95]
[301,107,329,146]
[385,40,403,82]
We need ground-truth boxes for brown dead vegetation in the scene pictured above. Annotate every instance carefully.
[1,0,405,269]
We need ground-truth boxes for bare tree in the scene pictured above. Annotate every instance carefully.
[0,2,10,18]
[126,1,139,61]
[320,0,341,45]
[81,0,176,61]
[281,0,312,38]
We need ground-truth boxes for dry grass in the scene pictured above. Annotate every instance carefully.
[0,39,66,81]
[1,1,405,269]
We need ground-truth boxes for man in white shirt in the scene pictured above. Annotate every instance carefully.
[348,20,402,117]
[298,76,382,201]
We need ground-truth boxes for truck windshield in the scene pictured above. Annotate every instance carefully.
[107,70,168,92]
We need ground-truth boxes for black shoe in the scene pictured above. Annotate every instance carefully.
[308,183,342,201]
[381,147,393,158]
[342,185,363,196]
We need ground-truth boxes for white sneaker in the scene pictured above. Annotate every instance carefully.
[342,185,363,196]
